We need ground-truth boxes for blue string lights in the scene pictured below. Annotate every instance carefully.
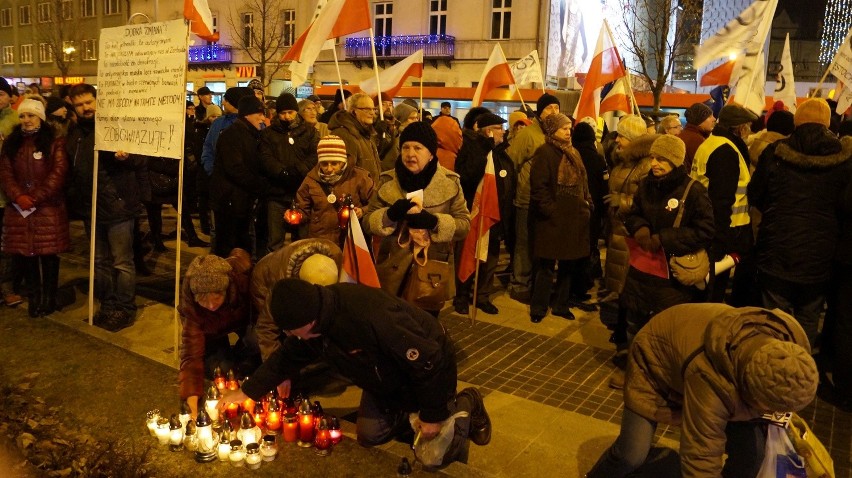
[819,0,852,66]
[188,44,232,63]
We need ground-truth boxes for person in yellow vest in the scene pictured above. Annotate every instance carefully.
[691,104,758,304]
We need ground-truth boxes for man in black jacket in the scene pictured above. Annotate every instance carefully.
[221,279,492,467]
[67,83,151,331]
[209,96,286,257]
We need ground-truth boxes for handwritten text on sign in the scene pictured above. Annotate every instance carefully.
[96,20,188,159]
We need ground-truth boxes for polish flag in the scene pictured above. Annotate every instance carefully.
[699,58,736,87]
[184,0,219,42]
[457,153,500,282]
[282,0,371,85]
[574,20,626,121]
[359,50,424,98]
[340,209,380,288]
[472,44,515,106]
[599,77,632,116]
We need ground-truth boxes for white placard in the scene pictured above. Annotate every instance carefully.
[95,19,189,159]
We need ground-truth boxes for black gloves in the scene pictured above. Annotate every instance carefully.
[406,211,438,230]
[634,227,661,252]
[386,198,413,222]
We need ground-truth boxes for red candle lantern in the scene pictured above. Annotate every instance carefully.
[242,397,256,415]
[284,202,303,226]
[252,401,266,428]
[226,369,239,391]
[311,401,324,430]
[313,417,332,456]
[328,416,342,445]
[265,398,282,434]
[283,396,296,415]
[213,366,226,392]
[297,400,314,448]
[282,413,298,443]
[337,196,353,229]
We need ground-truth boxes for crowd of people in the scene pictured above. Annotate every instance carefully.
[1,75,849,472]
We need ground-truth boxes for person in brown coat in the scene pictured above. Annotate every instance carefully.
[677,102,715,172]
[328,93,381,181]
[528,113,591,323]
[0,98,69,318]
[178,249,259,416]
[586,303,818,478]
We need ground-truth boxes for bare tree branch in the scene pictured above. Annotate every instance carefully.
[226,0,291,89]
[34,0,82,77]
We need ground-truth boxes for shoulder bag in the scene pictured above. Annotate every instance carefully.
[668,179,710,287]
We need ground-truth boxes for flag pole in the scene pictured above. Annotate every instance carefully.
[419,78,424,118]
[331,44,348,111]
[88,152,99,326]
[368,28,385,121]
[347,205,360,282]
[603,20,638,116]
[514,85,528,111]
[812,65,833,98]
[173,22,191,363]
[469,210,486,325]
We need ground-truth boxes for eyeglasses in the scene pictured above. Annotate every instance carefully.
[354,106,375,113]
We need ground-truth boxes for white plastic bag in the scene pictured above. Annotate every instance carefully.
[408,411,469,467]
[757,424,807,478]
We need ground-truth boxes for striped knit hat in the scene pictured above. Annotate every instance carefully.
[317,135,348,163]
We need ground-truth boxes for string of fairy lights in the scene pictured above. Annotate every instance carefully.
[819,0,852,66]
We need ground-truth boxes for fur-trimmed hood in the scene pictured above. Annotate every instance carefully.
[613,133,659,166]
[775,125,852,169]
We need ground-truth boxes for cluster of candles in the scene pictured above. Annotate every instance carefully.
[144,367,343,468]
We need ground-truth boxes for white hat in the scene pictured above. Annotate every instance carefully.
[18,98,46,121]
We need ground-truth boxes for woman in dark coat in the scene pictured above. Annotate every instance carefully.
[620,135,714,341]
[528,113,591,323]
[0,98,69,317]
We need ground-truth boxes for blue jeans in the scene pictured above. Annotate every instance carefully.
[91,218,136,314]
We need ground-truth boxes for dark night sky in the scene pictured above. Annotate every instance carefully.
[777,0,827,40]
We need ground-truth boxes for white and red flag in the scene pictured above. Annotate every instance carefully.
[472,44,515,106]
[184,0,219,42]
[457,153,500,282]
[282,0,370,85]
[574,20,626,121]
[359,50,424,98]
[340,210,380,288]
[598,77,632,116]
[699,58,737,87]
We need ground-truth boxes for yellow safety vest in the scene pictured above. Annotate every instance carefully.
[691,134,751,227]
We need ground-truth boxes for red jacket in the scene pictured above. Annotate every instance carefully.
[678,124,709,173]
[178,248,253,400]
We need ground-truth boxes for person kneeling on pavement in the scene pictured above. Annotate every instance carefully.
[586,303,818,478]
[179,248,261,417]
[220,278,492,467]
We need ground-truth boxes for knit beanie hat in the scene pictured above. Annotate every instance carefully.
[317,135,348,163]
[650,135,686,168]
[536,93,560,116]
[268,278,322,331]
[475,112,507,129]
[399,121,438,158]
[224,87,252,109]
[766,110,795,135]
[685,102,713,126]
[718,104,758,129]
[393,103,417,123]
[794,98,831,128]
[298,254,339,285]
[0,77,12,97]
[572,121,596,143]
[247,79,264,93]
[275,92,299,113]
[542,113,572,137]
[509,111,531,127]
[742,339,818,412]
[18,98,46,121]
[616,115,647,141]
[238,95,265,117]
[45,97,67,117]
[187,255,232,295]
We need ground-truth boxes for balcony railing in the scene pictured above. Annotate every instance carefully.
[344,35,454,65]
[188,44,232,64]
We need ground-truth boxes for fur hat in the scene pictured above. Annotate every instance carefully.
[317,135,348,163]
[616,115,647,141]
[718,104,758,129]
[536,93,560,117]
[766,110,795,135]
[541,113,572,137]
[742,339,818,412]
[275,93,299,113]
[650,135,686,168]
[298,254,339,285]
[509,111,531,127]
[269,278,322,331]
[224,87,252,109]
[187,255,232,295]
[399,121,438,158]
[18,98,46,121]
[393,103,417,123]
[45,97,67,117]
[794,98,831,128]
[475,112,507,129]
[684,103,714,126]
[238,96,265,117]
[0,77,13,97]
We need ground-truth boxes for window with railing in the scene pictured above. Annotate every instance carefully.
[81,0,95,17]
[39,43,53,63]
[20,44,33,64]
[429,0,447,36]
[62,40,74,61]
[374,3,392,56]
[491,0,511,40]
[82,39,97,60]
[3,46,13,64]
[207,14,218,45]
[242,13,254,48]
[283,9,295,47]
[188,43,232,64]
[37,2,51,23]
[19,5,31,25]
[345,34,455,61]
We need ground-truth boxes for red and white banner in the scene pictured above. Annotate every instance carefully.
[184,0,219,42]
[359,50,424,98]
[574,20,626,121]
[340,210,380,288]
[472,44,515,106]
[699,58,736,87]
[282,0,370,85]
[457,153,500,282]
[599,77,632,116]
